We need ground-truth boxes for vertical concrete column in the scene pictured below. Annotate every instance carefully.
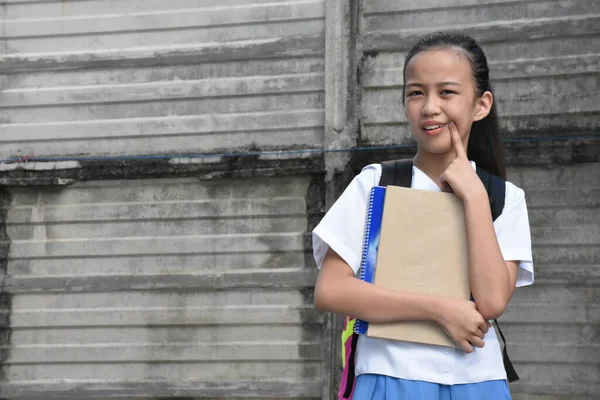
[322,1,359,398]
[324,0,359,205]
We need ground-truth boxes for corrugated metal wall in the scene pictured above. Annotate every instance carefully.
[357,1,600,399]
[3,175,325,398]
[0,0,326,158]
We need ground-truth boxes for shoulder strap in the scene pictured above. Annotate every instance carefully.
[379,159,413,188]
[474,167,518,382]
[476,166,505,222]
[495,320,519,382]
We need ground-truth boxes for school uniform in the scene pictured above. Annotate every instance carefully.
[312,162,534,400]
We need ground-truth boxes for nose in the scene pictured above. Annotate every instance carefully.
[421,95,441,117]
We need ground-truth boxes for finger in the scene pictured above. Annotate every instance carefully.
[470,337,485,349]
[439,173,454,193]
[474,329,485,339]
[479,319,489,334]
[449,122,467,159]
[459,340,474,353]
[439,180,454,193]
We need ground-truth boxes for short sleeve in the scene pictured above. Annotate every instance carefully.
[312,164,380,275]
[494,181,535,287]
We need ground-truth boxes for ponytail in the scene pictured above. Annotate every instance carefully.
[468,95,506,179]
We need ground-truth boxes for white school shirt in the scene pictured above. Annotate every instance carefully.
[312,162,534,385]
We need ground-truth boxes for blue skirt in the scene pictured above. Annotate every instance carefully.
[353,374,511,400]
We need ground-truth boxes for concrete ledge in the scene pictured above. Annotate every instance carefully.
[9,305,324,329]
[3,269,318,293]
[362,15,600,51]
[0,161,81,172]
[349,138,600,170]
[0,380,322,399]
[0,154,325,186]
[0,34,325,73]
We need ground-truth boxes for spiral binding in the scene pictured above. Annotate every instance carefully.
[354,186,380,335]
[358,189,376,283]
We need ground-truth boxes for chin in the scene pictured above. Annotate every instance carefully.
[415,137,453,155]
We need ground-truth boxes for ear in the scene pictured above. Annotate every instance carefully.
[473,91,493,122]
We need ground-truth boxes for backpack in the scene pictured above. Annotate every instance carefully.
[338,159,518,400]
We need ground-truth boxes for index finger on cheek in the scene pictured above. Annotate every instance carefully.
[449,122,466,158]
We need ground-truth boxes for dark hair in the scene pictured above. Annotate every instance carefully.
[402,32,506,179]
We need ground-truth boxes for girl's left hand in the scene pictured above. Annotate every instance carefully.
[439,122,487,202]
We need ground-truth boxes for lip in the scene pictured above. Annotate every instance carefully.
[422,120,447,136]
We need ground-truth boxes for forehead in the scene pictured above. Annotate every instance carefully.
[404,48,473,84]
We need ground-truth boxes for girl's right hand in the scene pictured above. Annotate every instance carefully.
[435,298,491,353]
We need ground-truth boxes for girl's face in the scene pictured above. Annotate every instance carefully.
[403,48,492,155]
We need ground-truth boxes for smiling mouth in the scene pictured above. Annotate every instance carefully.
[423,124,446,131]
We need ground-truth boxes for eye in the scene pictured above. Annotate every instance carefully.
[407,90,424,97]
[441,90,457,95]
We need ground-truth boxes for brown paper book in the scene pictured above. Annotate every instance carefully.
[367,185,470,347]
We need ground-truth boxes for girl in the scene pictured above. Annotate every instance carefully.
[312,32,534,400]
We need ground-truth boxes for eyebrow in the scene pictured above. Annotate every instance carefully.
[405,81,462,88]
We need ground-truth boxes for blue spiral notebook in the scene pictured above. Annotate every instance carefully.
[352,185,470,347]
[354,186,386,335]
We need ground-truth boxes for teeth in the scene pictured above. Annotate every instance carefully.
[424,124,444,130]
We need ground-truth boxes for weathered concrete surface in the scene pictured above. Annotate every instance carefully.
[501,163,600,399]
[0,0,327,160]
[322,2,361,398]
[0,174,327,399]
[358,1,600,147]
[0,153,325,186]
[0,187,13,384]
[0,1,598,399]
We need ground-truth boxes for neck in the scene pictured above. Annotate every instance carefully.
[412,150,458,184]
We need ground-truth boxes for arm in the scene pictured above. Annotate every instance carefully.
[440,122,519,320]
[315,248,490,352]
[463,193,519,319]
[315,248,448,323]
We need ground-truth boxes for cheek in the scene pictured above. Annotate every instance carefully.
[453,118,473,140]
[405,102,422,120]
[443,102,474,134]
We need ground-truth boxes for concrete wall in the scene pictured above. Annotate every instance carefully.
[503,163,600,400]
[2,175,328,399]
[0,0,599,399]
[0,0,332,398]
[0,0,326,158]
[359,0,600,146]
